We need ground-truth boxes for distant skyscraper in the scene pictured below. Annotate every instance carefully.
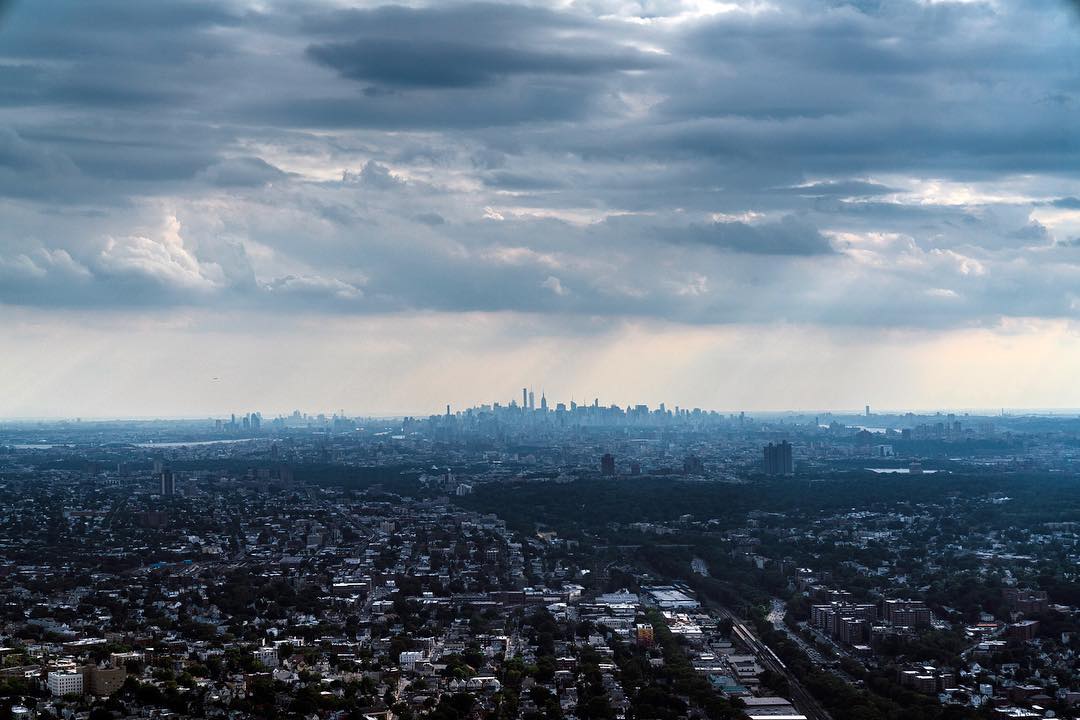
[160,469,175,496]
[865,404,871,417]
[528,389,535,411]
[763,441,793,476]
[522,388,528,409]
[600,453,616,476]
[540,392,548,411]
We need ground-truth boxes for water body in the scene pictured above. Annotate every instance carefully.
[135,438,256,448]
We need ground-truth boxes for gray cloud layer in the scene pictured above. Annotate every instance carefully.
[0,0,1078,330]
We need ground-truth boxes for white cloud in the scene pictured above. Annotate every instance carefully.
[541,275,568,295]
[98,215,218,290]
[266,273,364,301]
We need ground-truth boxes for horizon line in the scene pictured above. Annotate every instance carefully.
[2,406,1080,424]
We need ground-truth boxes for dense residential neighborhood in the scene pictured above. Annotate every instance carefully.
[0,408,1079,719]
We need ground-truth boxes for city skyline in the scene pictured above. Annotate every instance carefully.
[5,395,1080,423]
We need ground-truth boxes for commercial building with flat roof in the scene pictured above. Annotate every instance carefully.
[644,585,699,609]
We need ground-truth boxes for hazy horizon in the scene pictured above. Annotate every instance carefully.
[5,402,1080,424]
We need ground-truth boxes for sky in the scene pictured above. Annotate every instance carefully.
[1,0,1079,418]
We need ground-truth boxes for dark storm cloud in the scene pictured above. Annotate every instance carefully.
[307,39,659,89]
[663,216,835,256]
[0,127,85,202]
[298,2,577,38]
[570,112,1080,177]
[0,0,241,63]
[0,0,246,197]
[482,172,566,191]
[268,1,663,129]
[242,81,601,130]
